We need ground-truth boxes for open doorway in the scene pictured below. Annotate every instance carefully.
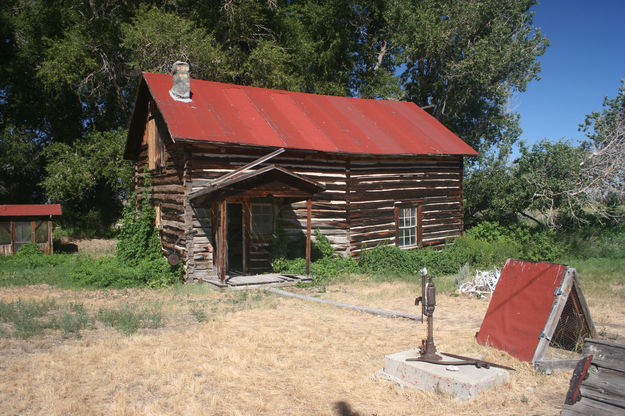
[226,203,243,273]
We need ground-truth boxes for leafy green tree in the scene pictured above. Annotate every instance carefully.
[121,6,231,83]
[516,140,587,227]
[463,142,527,227]
[1,0,549,232]
[388,0,547,151]
[41,129,133,234]
[466,82,625,229]
[0,126,45,203]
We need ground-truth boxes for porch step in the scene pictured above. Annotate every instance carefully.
[194,273,312,290]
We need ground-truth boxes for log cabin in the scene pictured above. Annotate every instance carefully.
[124,62,477,284]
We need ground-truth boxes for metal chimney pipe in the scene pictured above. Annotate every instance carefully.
[169,61,191,101]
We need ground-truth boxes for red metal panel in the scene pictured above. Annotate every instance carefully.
[0,204,62,217]
[141,72,478,156]
[476,259,567,362]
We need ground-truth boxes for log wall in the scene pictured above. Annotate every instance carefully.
[133,105,187,269]
[131,101,465,280]
[348,156,464,253]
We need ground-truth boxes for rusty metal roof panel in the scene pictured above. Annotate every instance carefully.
[0,204,62,217]
[142,72,478,156]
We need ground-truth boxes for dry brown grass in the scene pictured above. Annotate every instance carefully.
[0,281,622,415]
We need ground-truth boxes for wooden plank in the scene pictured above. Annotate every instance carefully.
[531,267,575,364]
[219,200,226,282]
[580,366,625,409]
[266,288,422,321]
[584,339,625,371]
[534,359,581,372]
[306,199,311,277]
[562,397,625,416]
[572,272,598,339]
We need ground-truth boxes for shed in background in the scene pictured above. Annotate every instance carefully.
[0,204,62,255]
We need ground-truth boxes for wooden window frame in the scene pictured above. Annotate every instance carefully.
[155,203,162,230]
[394,203,423,248]
[146,102,165,171]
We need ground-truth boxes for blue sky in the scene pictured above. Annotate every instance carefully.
[515,1,625,148]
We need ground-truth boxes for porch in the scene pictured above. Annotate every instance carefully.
[198,272,312,290]
[186,149,325,284]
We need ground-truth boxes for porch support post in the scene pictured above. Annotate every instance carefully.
[219,200,227,282]
[306,199,312,277]
[48,215,53,255]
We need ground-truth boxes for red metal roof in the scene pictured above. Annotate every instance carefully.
[0,204,62,217]
[139,72,478,156]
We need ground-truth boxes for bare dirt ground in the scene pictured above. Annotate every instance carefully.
[57,237,118,257]
[0,280,623,415]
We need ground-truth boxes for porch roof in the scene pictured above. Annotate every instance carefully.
[188,164,325,201]
[0,204,62,217]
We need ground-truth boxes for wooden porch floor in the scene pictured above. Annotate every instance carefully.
[199,273,312,290]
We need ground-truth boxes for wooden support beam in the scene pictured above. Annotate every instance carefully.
[219,200,227,282]
[243,200,250,274]
[306,199,312,277]
[48,216,53,255]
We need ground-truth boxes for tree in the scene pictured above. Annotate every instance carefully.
[580,81,625,212]
[41,129,133,234]
[465,82,625,229]
[516,140,587,228]
[388,0,547,151]
[0,126,46,203]
[0,0,548,231]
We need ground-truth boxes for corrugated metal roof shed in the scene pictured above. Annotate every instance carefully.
[133,72,477,157]
[0,204,62,217]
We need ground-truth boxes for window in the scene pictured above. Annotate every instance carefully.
[14,221,31,251]
[251,203,273,237]
[397,206,419,247]
[15,221,31,243]
[0,221,10,245]
[34,221,48,243]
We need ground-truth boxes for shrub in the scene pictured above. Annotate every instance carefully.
[358,244,417,276]
[115,170,180,287]
[15,243,42,257]
[71,256,179,288]
[97,303,164,335]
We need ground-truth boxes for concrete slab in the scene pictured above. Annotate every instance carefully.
[379,349,510,401]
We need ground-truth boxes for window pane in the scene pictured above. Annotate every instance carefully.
[397,206,418,247]
[0,222,10,244]
[15,222,31,243]
[251,204,273,237]
[35,221,48,243]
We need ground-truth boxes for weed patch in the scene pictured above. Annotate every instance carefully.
[189,304,208,322]
[0,298,92,339]
[97,304,164,335]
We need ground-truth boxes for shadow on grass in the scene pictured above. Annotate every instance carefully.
[333,401,364,416]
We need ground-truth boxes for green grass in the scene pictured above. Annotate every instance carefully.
[189,304,208,322]
[0,254,83,288]
[563,257,625,299]
[96,303,164,335]
[0,297,166,338]
[0,298,92,339]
